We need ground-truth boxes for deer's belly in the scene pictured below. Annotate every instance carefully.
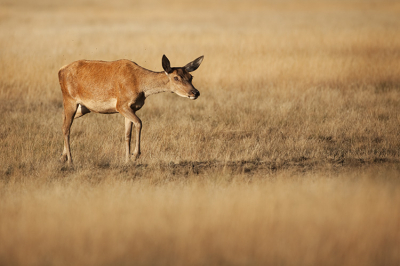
[80,99,118,114]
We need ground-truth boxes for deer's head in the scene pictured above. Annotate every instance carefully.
[162,55,204,100]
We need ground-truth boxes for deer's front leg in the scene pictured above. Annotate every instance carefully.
[119,107,142,161]
[132,114,142,160]
[124,118,133,163]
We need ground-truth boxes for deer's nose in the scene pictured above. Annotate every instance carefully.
[192,89,200,98]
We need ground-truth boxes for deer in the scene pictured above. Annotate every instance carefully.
[58,55,204,165]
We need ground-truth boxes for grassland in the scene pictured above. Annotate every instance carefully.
[1,0,400,265]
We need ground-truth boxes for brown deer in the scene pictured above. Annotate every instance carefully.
[58,55,204,165]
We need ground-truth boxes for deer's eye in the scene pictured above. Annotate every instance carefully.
[174,77,179,81]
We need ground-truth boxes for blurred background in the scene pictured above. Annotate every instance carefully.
[1,1,400,265]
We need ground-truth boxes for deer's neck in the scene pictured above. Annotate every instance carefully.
[141,71,170,98]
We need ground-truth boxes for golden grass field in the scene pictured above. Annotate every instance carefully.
[1,0,400,265]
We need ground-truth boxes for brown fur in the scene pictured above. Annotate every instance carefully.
[59,55,204,164]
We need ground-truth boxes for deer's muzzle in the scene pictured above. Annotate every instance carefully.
[189,89,200,100]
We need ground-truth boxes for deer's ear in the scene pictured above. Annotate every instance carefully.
[184,55,204,72]
[162,55,172,73]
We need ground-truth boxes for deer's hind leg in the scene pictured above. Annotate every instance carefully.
[61,99,78,165]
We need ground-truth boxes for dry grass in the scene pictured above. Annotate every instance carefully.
[1,166,400,266]
[1,0,400,265]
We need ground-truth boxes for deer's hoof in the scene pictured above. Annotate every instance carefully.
[132,152,141,160]
[60,154,68,163]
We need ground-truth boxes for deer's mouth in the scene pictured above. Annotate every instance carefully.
[174,89,200,100]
